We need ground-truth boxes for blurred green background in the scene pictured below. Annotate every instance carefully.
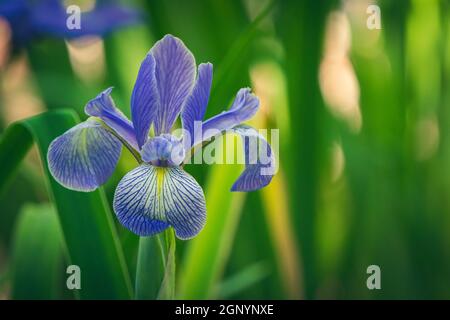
[1,0,450,299]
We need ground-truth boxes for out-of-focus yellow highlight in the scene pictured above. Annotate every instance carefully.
[66,37,106,83]
[261,172,303,299]
[320,11,362,133]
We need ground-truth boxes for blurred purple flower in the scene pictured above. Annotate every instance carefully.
[0,0,143,48]
[47,35,275,239]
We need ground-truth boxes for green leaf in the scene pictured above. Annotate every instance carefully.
[135,229,176,300]
[215,261,270,299]
[0,110,132,299]
[211,0,276,92]
[275,0,337,298]
[11,203,64,300]
[27,40,101,113]
[0,125,33,193]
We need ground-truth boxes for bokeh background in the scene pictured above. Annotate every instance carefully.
[1,0,450,299]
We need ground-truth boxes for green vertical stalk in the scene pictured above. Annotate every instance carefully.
[158,229,176,300]
[340,0,411,298]
[276,0,336,299]
[135,229,176,300]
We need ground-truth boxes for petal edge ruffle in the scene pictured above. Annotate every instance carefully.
[230,125,275,192]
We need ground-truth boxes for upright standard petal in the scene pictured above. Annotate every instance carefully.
[151,35,196,134]
[200,88,260,144]
[230,125,275,192]
[114,164,206,239]
[131,53,159,149]
[85,88,139,150]
[47,119,122,192]
[181,63,213,150]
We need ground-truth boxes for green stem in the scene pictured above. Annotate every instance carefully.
[135,229,176,300]
[158,228,176,300]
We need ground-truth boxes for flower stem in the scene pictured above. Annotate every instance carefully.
[134,228,176,300]
[158,228,176,299]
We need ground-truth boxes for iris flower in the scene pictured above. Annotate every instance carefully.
[0,0,142,49]
[47,35,275,239]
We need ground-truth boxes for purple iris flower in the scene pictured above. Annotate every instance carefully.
[47,35,275,239]
[0,0,142,48]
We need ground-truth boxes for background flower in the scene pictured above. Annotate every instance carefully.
[0,0,143,50]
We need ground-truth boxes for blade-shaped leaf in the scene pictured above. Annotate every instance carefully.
[0,110,132,299]
[215,261,270,299]
[276,0,337,298]
[11,203,64,300]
